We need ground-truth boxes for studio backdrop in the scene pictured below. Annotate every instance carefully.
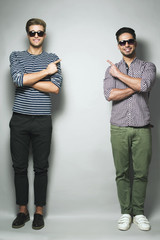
[0,0,160,220]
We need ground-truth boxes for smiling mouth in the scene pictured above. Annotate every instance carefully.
[33,39,40,43]
[124,48,132,52]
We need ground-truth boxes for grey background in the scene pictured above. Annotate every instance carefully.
[0,0,160,239]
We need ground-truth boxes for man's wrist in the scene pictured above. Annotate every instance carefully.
[117,71,124,80]
[43,69,49,76]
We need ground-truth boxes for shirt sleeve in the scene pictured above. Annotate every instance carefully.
[50,54,63,89]
[140,62,156,92]
[103,66,116,101]
[9,51,24,87]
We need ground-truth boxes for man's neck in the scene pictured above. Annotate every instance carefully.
[123,55,136,67]
[28,46,43,55]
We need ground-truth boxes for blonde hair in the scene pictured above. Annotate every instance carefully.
[26,18,46,33]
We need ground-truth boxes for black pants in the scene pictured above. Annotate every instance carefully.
[10,113,52,206]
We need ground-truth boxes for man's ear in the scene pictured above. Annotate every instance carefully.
[135,40,137,47]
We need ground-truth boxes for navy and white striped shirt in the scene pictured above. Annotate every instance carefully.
[104,58,156,127]
[10,50,63,115]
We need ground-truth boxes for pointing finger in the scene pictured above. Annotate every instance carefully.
[107,60,114,66]
[54,59,61,64]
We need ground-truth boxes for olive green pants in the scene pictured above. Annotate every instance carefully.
[111,125,152,216]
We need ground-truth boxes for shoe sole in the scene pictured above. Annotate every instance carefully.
[32,224,44,230]
[12,217,30,229]
[133,220,151,231]
[118,223,131,231]
[118,226,131,231]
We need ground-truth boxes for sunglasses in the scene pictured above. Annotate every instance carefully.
[119,39,135,46]
[28,31,45,37]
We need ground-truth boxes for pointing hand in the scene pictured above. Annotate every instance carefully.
[46,59,61,75]
[107,60,121,78]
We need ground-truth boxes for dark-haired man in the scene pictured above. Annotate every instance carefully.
[9,18,62,230]
[104,27,156,231]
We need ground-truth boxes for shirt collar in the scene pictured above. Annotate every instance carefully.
[122,57,137,66]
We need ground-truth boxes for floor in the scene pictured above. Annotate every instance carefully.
[0,215,159,240]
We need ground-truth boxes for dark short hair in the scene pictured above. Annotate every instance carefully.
[116,27,136,42]
[26,18,46,33]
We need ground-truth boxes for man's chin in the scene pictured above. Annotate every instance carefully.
[123,52,135,58]
[31,43,43,48]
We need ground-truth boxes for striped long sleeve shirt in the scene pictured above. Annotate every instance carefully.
[104,58,156,127]
[10,50,63,115]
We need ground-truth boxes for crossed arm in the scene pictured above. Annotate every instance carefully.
[108,88,135,101]
[23,59,61,94]
[106,60,141,101]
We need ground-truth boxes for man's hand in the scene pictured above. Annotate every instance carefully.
[46,59,61,75]
[107,59,141,91]
[23,59,62,86]
[107,60,121,78]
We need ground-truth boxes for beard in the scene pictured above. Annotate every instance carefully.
[121,48,136,58]
[122,52,135,58]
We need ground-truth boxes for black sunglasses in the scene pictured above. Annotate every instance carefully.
[28,31,45,37]
[119,39,135,46]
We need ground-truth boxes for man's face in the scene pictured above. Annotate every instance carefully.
[118,33,136,58]
[28,25,46,48]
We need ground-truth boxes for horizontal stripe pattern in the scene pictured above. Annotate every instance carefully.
[10,51,63,115]
[104,58,156,127]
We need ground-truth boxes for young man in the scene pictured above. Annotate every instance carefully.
[104,27,156,231]
[9,18,62,230]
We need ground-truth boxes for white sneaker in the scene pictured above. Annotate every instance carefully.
[118,214,132,231]
[133,215,151,231]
